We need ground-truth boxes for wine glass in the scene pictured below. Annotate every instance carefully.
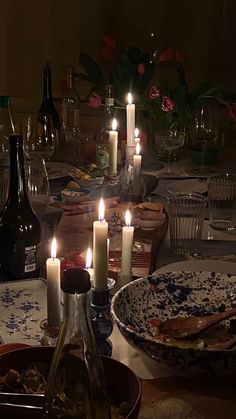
[158,128,185,175]
[24,153,50,220]
[23,113,57,161]
[189,106,218,174]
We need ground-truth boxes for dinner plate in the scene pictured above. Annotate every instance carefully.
[167,178,207,195]
[46,162,76,180]
[0,278,48,345]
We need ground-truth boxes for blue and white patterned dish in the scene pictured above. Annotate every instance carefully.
[0,278,47,345]
[111,271,236,375]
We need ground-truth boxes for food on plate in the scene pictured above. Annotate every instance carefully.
[69,168,91,180]
[149,316,236,351]
[66,180,81,189]
[0,363,48,393]
[0,363,130,418]
[61,189,88,198]
[133,201,166,222]
[69,163,101,181]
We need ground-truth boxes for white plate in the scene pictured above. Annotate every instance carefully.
[46,162,76,180]
[155,260,236,276]
[0,278,48,345]
[167,178,207,195]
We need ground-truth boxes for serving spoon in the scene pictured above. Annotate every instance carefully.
[159,307,236,338]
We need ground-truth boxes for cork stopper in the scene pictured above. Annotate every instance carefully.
[62,268,91,294]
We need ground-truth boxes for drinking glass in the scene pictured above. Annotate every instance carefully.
[189,106,218,174]
[158,128,185,175]
[168,192,207,256]
[208,173,236,231]
[22,113,56,161]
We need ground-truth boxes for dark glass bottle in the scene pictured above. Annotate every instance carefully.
[44,268,111,419]
[0,135,41,281]
[38,62,61,130]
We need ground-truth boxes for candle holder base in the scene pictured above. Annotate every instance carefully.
[90,283,114,357]
[40,318,61,347]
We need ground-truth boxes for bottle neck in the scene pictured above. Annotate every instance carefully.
[43,67,53,102]
[8,135,29,204]
[66,71,74,90]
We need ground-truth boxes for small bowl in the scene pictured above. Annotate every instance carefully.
[61,188,90,204]
[68,170,104,189]
[0,346,141,419]
[111,271,236,376]
[134,217,166,230]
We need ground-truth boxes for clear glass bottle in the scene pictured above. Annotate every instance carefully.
[61,66,80,143]
[44,268,111,419]
[96,85,114,172]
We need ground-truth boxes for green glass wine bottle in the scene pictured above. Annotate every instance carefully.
[0,135,41,281]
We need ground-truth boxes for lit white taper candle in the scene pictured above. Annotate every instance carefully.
[121,210,134,278]
[46,238,61,328]
[134,128,140,144]
[126,93,135,147]
[109,118,118,176]
[133,142,142,197]
[93,199,108,289]
[86,247,94,283]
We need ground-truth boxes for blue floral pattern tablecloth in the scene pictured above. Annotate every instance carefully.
[0,279,47,345]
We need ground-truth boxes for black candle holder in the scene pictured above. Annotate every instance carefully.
[90,279,115,357]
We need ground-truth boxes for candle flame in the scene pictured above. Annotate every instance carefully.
[112,118,117,131]
[125,210,132,227]
[127,92,132,105]
[135,142,141,155]
[98,198,105,221]
[134,128,139,138]
[86,247,92,270]
[51,237,57,259]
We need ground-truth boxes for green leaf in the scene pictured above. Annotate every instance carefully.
[79,53,105,86]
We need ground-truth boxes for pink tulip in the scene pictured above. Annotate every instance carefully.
[88,93,102,108]
[161,96,176,112]
[159,47,174,62]
[149,85,161,99]
[102,34,117,49]
[228,104,236,121]
[137,62,145,75]
[176,50,185,64]
[101,46,114,59]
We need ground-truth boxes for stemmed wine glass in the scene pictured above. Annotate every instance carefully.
[24,153,50,221]
[23,113,57,161]
[158,128,185,175]
[188,106,218,174]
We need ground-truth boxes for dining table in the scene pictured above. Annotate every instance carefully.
[1,147,236,418]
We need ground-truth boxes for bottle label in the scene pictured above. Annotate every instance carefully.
[105,98,114,107]
[24,245,37,273]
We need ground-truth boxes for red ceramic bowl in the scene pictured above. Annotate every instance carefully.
[0,346,141,419]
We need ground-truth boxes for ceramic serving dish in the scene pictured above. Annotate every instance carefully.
[111,271,236,376]
[134,214,166,230]
[0,346,141,419]
[61,188,90,204]
[68,169,104,189]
